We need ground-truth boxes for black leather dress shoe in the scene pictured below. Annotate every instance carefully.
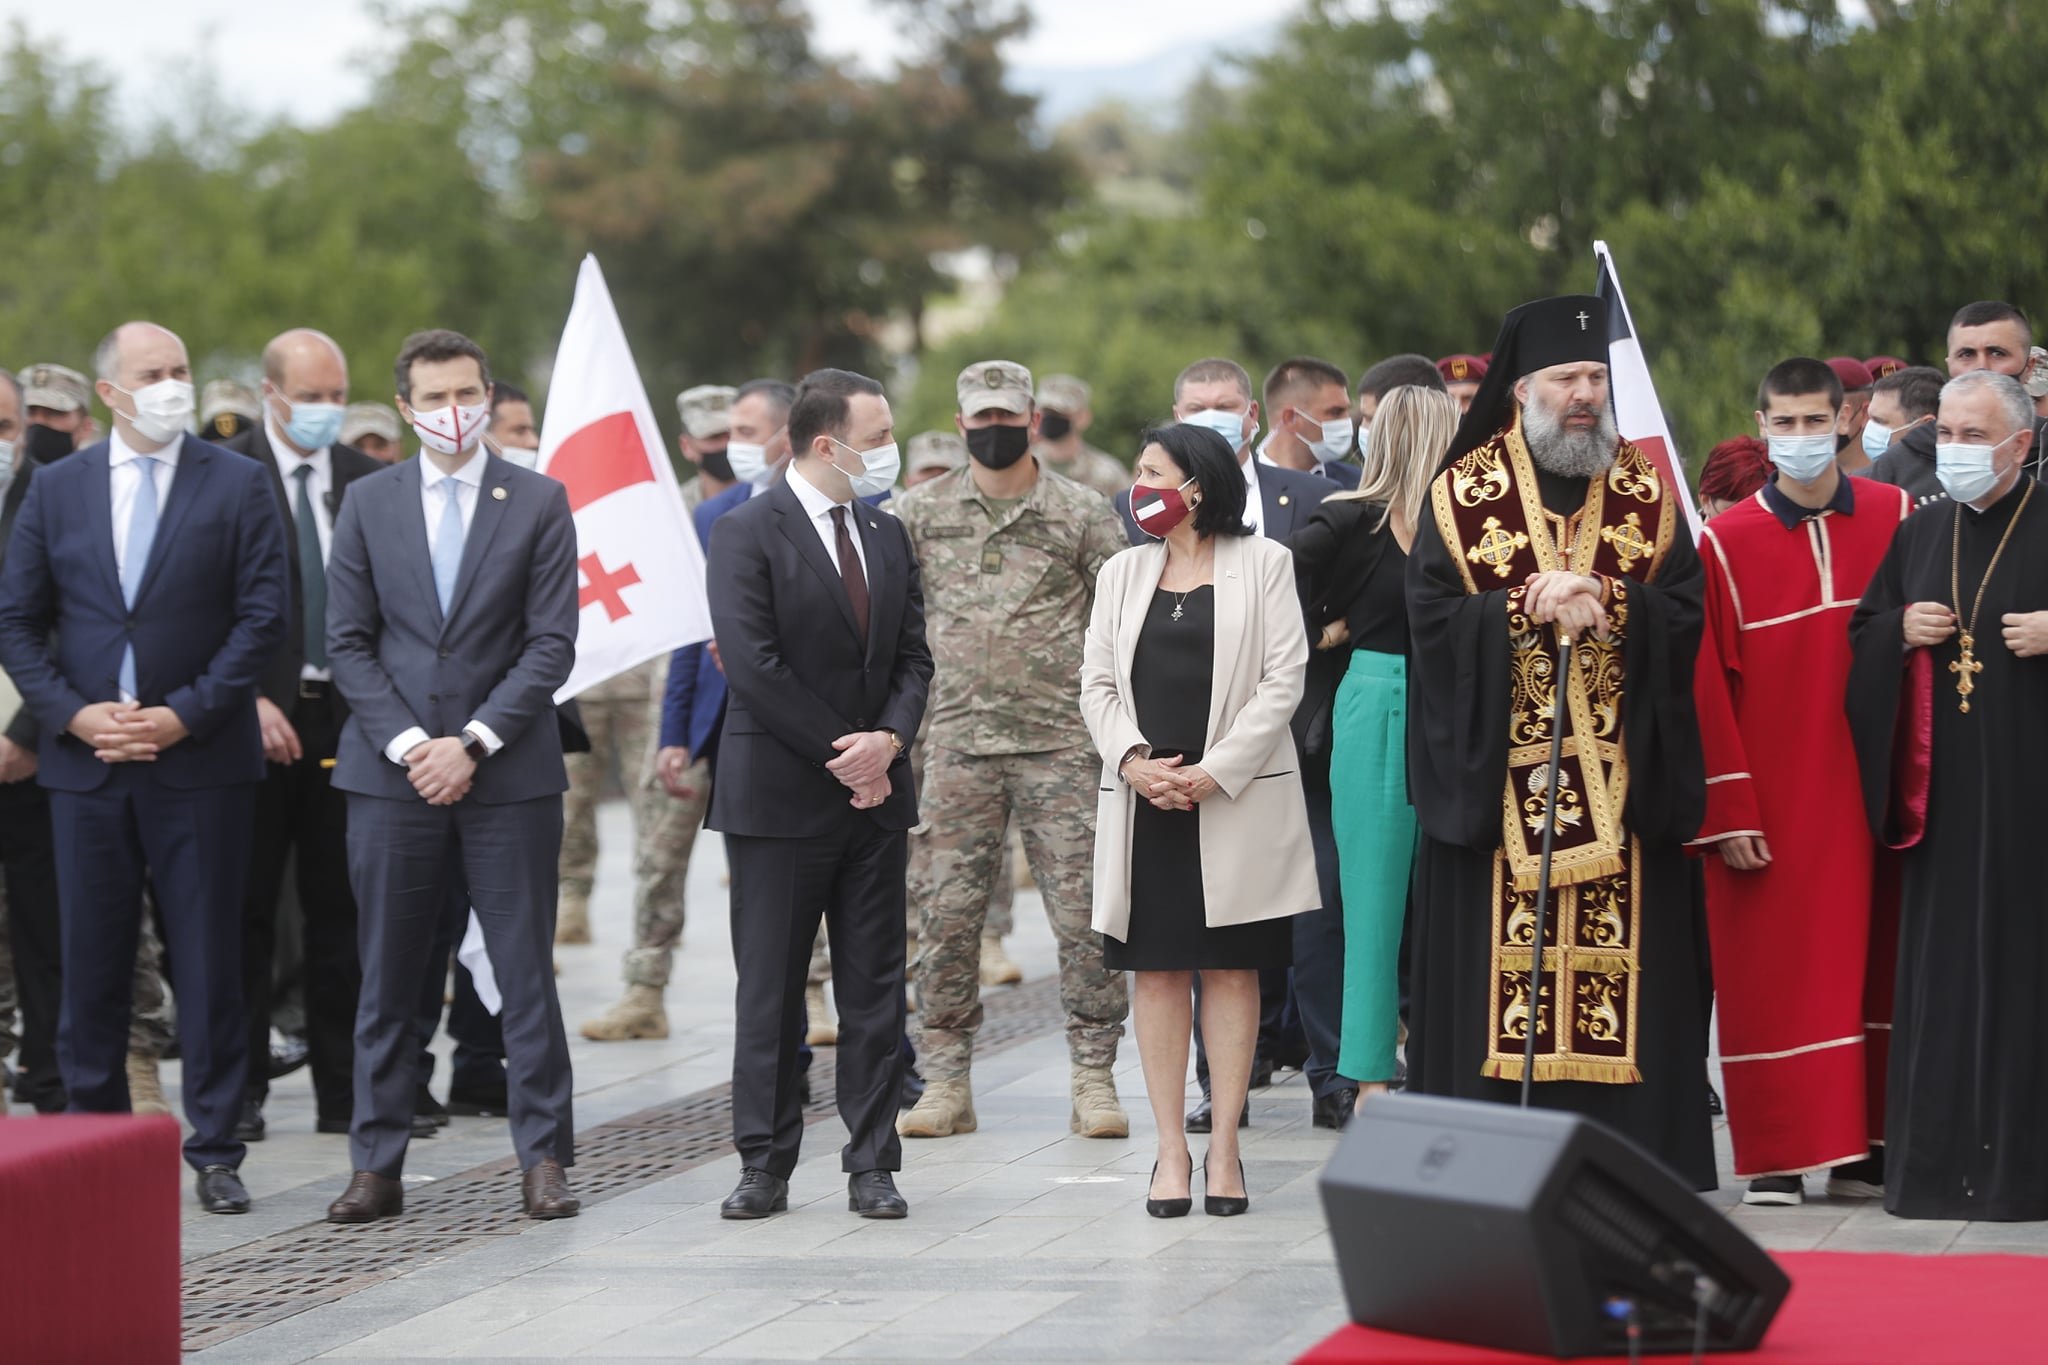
[848,1169,907,1219]
[234,1097,266,1142]
[720,1168,789,1220]
[267,1031,310,1081]
[1184,1095,1250,1133]
[446,1087,509,1118]
[1312,1087,1359,1130]
[196,1165,251,1215]
[327,1171,404,1223]
[415,1083,450,1129]
[1249,1055,1277,1091]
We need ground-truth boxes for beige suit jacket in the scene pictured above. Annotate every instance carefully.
[1080,532,1320,942]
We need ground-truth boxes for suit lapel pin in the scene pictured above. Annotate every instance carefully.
[491,486,508,501]
[1278,494,1291,506]
[868,520,878,529]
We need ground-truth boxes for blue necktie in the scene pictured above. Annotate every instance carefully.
[433,478,465,614]
[120,455,159,699]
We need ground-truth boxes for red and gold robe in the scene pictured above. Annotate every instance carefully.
[1692,477,1909,1178]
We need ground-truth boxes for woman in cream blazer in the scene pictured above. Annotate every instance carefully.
[1080,424,1318,1219]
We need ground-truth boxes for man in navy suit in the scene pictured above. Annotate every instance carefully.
[708,369,932,1221]
[1260,356,1362,488]
[0,321,290,1214]
[321,329,581,1224]
[1112,357,1333,544]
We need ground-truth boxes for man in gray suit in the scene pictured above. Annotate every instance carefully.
[321,329,582,1223]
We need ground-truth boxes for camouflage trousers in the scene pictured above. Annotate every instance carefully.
[620,748,709,989]
[0,883,172,1061]
[909,744,1126,1080]
[561,689,655,911]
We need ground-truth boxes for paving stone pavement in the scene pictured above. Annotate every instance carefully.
[37,800,2041,1362]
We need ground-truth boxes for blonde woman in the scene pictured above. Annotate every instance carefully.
[1286,386,1458,1111]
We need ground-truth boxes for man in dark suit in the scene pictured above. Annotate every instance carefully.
[1261,356,1362,488]
[708,368,931,1220]
[322,329,580,1224]
[0,321,290,1213]
[222,328,384,1142]
[0,368,65,1117]
[1112,357,1332,543]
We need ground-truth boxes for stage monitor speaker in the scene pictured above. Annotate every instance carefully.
[1319,1094,1788,1357]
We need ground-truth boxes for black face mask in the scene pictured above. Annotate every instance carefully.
[966,423,1032,471]
[698,442,735,483]
[23,423,74,463]
[1039,411,1073,442]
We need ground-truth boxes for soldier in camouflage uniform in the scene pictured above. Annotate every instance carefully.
[675,384,737,516]
[1032,374,1130,500]
[126,910,176,1114]
[556,655,669,942]
[894,360,1132,1140]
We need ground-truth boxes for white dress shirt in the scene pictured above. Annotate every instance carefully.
[788,462,870,582]
[266,416,335,681]
[384,450,502,765]
[109,427,181,579]
[1239,447,1266,537]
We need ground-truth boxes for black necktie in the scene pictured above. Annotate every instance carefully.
[293,464,328,669]
[829,505,869,640]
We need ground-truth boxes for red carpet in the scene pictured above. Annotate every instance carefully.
[1297,1251,2048,1364]
[0,1114,182,1363]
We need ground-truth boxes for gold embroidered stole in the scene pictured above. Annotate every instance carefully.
[1430,417,1676,1083]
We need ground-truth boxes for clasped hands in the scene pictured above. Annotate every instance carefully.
[1120,753,1220,812]
[1902,603,2048,656]
[70,700,188,765]
[827,729,896,810]
[403,736,475,807]
[1523,570,1608,642]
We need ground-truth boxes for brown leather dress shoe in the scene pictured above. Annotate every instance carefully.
[522,1158,580,1219]
[326,1171,404,1224]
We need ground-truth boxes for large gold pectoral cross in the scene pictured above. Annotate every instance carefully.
[1952,631,1984,712]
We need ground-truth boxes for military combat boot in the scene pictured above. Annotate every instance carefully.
[127,1053,172,1117]
[897,1078,976,1137]
[1070,1064,1129,1138]
[580,984,669,1041]
[978,933,1023,987]
[554,895,591,946]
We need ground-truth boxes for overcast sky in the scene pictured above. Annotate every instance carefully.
[2,0,1303,129]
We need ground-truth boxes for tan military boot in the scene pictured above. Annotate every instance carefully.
[805,983,838,1046]
[555,895,591,946]
[580,985,669,1041]
[978,933,1023,987]
[1070,1064,1129,1138]
[127,1053,172,1117]
[897,1078,976,1137]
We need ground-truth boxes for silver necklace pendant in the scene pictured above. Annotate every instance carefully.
[1171,596,1185,621]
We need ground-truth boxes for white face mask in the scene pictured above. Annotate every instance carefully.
[1935,432,2015,505]
[1296,411,1355,462]
[497,446,540,470]
[0,439,14,481]
[1766,432,1837,483]
[408,401,491,457]
[726,439,771,486]
[110,378,196,445]
[829,437,901,498]
[1182,406,1252,452]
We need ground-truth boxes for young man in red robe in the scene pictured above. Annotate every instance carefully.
[1691,357,1910,1205]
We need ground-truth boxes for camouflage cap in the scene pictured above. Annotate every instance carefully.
[20,362,90,413]
[201,379,261,425]
[676,383,737,439]
[1035,373,1091,414]
[340,401,402,445]
[957,359,1033,416]
[907,430,968,473]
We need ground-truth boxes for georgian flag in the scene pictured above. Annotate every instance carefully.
[1596,240,1702,539]
[537,254,713,701]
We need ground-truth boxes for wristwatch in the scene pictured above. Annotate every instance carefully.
[882,730,905,753]
[462,733,490,763]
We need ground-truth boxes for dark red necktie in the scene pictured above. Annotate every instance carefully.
[829,505,869,640]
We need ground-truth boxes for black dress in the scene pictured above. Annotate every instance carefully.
[1103,585,1295,972]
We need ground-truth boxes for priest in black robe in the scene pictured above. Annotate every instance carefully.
[1405,295,1717,1191]
[1848,367,2048,1222]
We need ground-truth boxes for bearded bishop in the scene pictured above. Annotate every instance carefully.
[1404,295,1716,1190]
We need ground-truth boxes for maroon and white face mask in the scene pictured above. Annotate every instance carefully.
[409,401,492,457]
[1131,477,1198,539]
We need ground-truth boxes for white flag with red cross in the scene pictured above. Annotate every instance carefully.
[1596,240,1702,540]
[537,254,711,702]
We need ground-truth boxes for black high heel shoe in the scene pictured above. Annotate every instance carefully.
[1146,1160,1192,1219]
[1203,1158,1250,1217]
